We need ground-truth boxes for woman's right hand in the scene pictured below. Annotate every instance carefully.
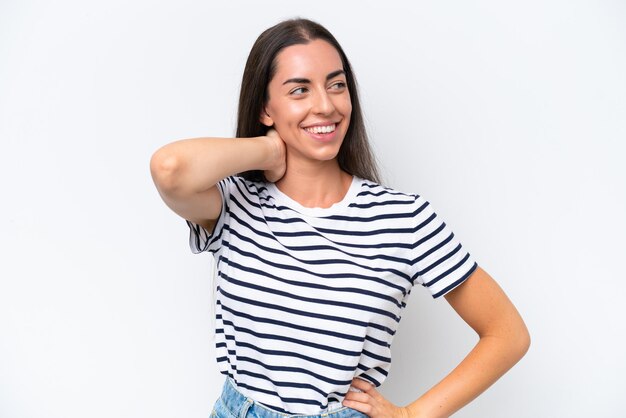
[263,128,287,183]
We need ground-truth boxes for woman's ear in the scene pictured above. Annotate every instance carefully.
[260,108,274,127]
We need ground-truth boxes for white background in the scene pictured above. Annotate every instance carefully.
[1,1,625,417]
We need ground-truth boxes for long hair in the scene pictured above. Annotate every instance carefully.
[236,18,382,184]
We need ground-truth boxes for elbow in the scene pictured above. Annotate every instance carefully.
[483,317,531,362]
[150,148,183,193]
[512,320,531,361]
[519,323,531,357]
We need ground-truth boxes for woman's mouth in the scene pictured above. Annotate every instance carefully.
[303,123,336,134]
[302,123,338,142]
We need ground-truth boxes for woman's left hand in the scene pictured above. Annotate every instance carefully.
[342,377,411,418]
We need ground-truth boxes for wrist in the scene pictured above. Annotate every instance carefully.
[232,136,273,172]
[260,135,281,169]
[257,133,285,174]
[406,400,444,418]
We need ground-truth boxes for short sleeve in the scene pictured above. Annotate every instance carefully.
[410,195,478,298]
[185,176,232,254]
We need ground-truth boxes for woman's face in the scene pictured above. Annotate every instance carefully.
[261,39,352,164]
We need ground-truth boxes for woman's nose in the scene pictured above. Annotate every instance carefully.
[311,90,335,115]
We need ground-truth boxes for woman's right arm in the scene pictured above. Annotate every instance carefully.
[149,132,285,231]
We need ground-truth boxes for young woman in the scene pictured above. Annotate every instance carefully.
[150,18,530,418]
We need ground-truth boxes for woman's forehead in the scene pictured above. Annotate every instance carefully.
[273,39,343,79]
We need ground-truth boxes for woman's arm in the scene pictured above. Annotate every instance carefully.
[405,266,531,418]
[343,267,530,418]
[149,130,285,229]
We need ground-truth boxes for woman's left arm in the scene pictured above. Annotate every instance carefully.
[343,266,530,418]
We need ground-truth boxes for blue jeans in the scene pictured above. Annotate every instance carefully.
[211,377,370,418]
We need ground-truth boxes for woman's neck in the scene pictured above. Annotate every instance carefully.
[273,159,353,209]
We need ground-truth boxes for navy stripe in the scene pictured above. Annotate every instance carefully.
[432,262,478,298]
[374,366,389,377]
[231,373,351,406]
[229,354,356,386]
[269,216,437,239]
[322,202,427,222]
[226,227,411,282]
[361,348,391,363]
[234,371,346,408]
[229,212,413,265]
[421,242,463,277]
[348,199,414,209]
[231,338,360,372]
[235,379,340,411]
[356,189,414,198]
[223,245,411,287]
[223,257,405,308]
[411,227,454,266]
[220,303,366,344]
[239,179,269,195]
[222,272,401,321]
[219,286,396,336]
[365,334,390,348]
[424,251,471,287]
[358,373,381,386]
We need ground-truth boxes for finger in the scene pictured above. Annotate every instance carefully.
[342,398,372,416]
[351,377,374,393]
[351,378,385,403]
[344,391,371,403]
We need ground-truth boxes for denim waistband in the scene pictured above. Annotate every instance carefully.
[218,376,369,418]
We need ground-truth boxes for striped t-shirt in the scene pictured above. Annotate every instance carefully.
[186,175,478,415]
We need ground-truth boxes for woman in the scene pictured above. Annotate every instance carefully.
[150,18,530,418]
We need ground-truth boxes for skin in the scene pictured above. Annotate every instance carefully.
[150,38,530,418]
[343,267,530,418]
[260,39,354,208]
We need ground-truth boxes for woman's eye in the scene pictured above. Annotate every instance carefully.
[291,87,308,95]
[330,81,347,90]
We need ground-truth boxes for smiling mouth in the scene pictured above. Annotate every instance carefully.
[303,123,337,134]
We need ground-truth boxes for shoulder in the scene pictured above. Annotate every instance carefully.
[346,178,425,218]
[356,178,420,202]
[221,175,270,196]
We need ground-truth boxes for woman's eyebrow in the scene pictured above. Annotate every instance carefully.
[282,69,346,85]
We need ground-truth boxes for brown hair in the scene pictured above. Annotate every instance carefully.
[236,18,382,184]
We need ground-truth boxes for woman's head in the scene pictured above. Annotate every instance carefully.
[236,18,381,184]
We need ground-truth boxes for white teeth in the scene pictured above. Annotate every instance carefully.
[304,124,336,134]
